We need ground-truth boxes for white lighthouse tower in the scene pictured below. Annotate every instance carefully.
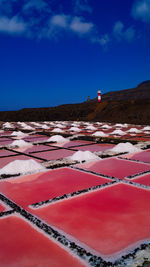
[97,90,101,102]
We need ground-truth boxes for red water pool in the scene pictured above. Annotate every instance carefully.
[49,140,94,148]
[72,143,114,152]
[33,149,75,161]
[0,168,111,208]
[126,173,150,186]
[0,215,85,267]
[33,183,150,259]
[78,158,150,179]
[0,137,12,141]
[15,145,56,154]
[0,200,8,212]
[23,136,49,142]
[0,149,17,157]
[122,150,150,163]
[0,155,42,169]
[0,140,13,146]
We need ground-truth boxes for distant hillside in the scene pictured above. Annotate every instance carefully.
[0,81,150,124]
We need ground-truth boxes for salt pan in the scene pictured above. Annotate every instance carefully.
[92,131,108,137]
[47,135,68,143]
[69,150,99,163]
[51,128,64,133]
[0,159,45,175]
[10,140,32,147]
[109,142,142,153]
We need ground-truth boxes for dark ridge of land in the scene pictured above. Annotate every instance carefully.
[1,81,150,124]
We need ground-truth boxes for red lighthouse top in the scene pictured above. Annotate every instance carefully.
[97,90,101,102]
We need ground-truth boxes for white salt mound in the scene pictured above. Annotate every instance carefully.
[47,135,68,143]
[11,131,26,136]
[10,140,32,147]
[55,123,65,128]
[110,142,142,153]
[52,128,63,133]
[41,125,49,129]
[92,131,108,137]
[127,128,141,133]
[22,125,34,130]
[86,125,97,130]
[110,129,126,135]
[143,126,150,131]
[115,123,123,127]
[3,122,13,128]
[69,127,81,132]
[101,124,111,129]
[0,159,45,175]
[69,150,99,163]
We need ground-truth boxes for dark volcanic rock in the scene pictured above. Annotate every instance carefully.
[0,81,150,124]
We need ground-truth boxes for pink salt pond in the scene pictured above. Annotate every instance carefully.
[49,140,94,148]
[121,149,150,164]
[78,158,150,179]
[0,200,9,212]
[23,136,49,142]
[33,149,75,161]
[0,140,13,146]
[15,145,56,154]
[0,168,111,208]
[0,215,85,267]
[0,137,12,141]
[0,149,17,157]
[126,173,150,186]
[33,183,150,260]
[72,143,114,152]
[0,155,42,169]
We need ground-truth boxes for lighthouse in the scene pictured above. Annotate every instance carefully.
[97,90,101,102]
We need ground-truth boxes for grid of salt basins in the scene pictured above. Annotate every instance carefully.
[0,121,150,266]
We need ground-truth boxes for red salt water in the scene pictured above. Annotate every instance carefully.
[0,131,12,136]
[0,137,12,141]
[15,145,57,154]
[121,150,150,164]
[0,149,17,157]
[0,168,111,208]
[0,140,13,146]
[126,173,150,186]
[33,149,75,161]
[49,140,94,148]
[129,137,150,141]
[33,183,150,259]
[0,215,85,267]
[78,158,150,179]
[0,201,8,212]
[23,136,49,142]
[24,134,46,139]
[72,143,114,152]
[0,155,42,169]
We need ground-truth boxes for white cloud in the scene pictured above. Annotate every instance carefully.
[91,34,110,47]
[23,0,50,13]
[50,14,69,28]
[98,34,110,46]
[124,27,135,41]
[0,0,17,15]
[113,21,124,40]
[0,16,26,34]
[73,0,92,14]
[113,21,135,42]
[132,0,150,22]
[49,14,94,36]
[70,16,93,34]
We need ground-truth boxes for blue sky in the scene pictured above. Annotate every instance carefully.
[0,0,150,111]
